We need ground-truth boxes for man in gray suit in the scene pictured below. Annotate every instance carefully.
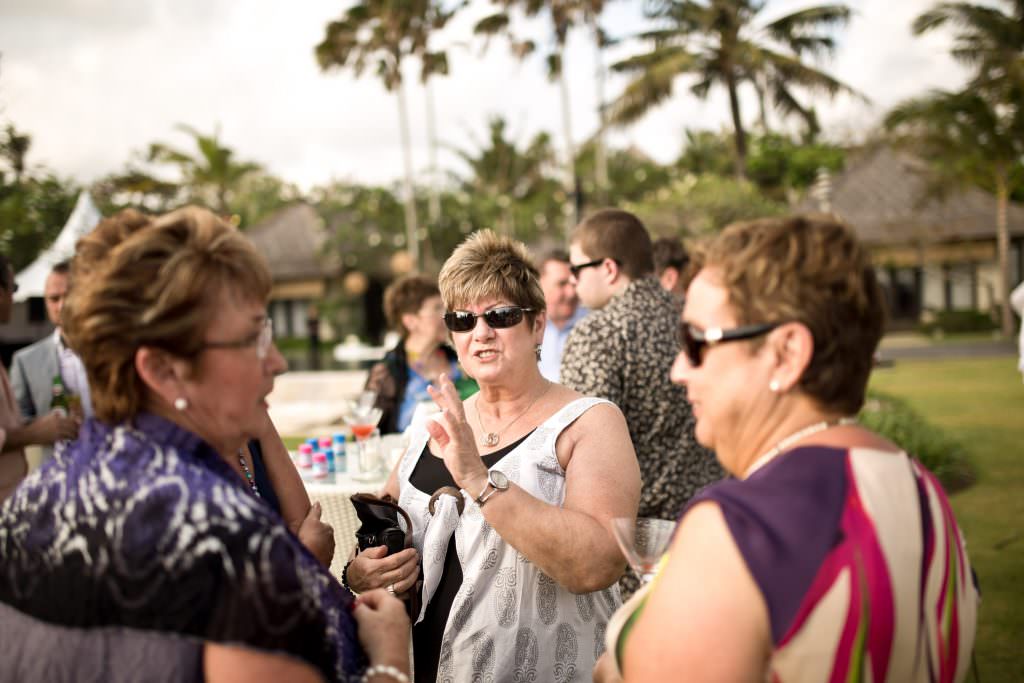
[10,261,89,462]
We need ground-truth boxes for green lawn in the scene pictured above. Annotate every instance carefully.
[870,357,1024,681]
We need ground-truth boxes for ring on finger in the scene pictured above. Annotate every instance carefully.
[386,584,396,596]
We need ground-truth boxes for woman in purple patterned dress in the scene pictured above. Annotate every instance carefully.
[0,207,410,682]
[596,215,979,682]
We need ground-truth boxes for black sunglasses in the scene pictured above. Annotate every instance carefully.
[680,322,783,367]
[569,258,613,278]
[443,305,533,333]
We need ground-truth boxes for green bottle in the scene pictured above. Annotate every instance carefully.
[51,375,70,416]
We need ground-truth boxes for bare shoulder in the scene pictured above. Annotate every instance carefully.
[556,393,633,471]
[552,387,627,436]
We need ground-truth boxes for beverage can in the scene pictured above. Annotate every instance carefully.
[312,452,328,478]
[297,443,314,469]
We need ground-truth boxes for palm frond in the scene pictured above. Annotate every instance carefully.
[608,49,697,125]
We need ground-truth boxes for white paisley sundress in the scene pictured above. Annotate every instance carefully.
[397,397,621,683]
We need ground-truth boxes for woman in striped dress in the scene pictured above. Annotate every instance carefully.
[596,214,979,682]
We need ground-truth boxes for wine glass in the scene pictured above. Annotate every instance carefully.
[344,399,384,481]
[610,517,677,584]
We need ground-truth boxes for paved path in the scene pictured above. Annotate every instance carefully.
[877,334,1016,361]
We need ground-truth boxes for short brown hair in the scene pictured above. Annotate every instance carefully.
[652,237,688,274]
[438,230,545,320]
[571,208,654,280]
[64,206,272,423]
[537,248,570,270]
[384,274,440,336]
[692,214,885,415]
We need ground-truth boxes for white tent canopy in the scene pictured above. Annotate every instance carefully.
[14,191,102,302]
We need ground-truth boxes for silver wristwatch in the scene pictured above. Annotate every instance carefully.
[475,470,509,507]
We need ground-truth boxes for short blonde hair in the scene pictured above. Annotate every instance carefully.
[438,230,545,319]
[64,206,272,423]
[693,214,885,415]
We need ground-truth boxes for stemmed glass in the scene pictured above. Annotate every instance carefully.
[610,517,677,584]
[345,391,384,481]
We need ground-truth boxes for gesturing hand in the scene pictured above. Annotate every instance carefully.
[297,502,335,567]
[425,374,489,496]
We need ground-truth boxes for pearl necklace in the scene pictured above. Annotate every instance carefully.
[745,417,857,477]
[237,448,261,497]
[475,382,552,448]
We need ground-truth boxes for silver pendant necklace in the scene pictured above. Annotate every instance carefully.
[745,417,856,477]
[475,382,552,448]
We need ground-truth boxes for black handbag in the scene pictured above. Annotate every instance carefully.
[350,492,421,618]
[350,492,413,555]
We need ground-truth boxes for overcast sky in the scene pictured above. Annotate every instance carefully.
[0,0,968,191]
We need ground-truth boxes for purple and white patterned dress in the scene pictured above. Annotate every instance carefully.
[0,413,363,682]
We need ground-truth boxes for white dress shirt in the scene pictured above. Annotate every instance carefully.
[55,329,94,418]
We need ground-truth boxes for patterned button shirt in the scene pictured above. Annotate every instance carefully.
[560,277,723,522]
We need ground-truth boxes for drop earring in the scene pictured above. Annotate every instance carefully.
[174,397,188,411]
[535,344,542,362]
[768,379,781,393]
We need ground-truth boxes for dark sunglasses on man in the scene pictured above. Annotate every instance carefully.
[443,305,533,333]
[679,322,783,367]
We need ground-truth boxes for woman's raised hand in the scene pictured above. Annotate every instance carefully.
[426,374,489,496]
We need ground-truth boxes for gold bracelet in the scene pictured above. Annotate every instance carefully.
[361,664,410,683]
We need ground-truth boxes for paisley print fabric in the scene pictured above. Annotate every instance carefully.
[560,277,723,522]
[0,413,363,682]
[397,398,619,682]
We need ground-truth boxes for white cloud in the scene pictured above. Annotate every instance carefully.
[0,0,971,190]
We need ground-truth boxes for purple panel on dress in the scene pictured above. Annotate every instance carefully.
[687,445,849,643]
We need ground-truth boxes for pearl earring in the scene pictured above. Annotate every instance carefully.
[769,379,781,393]
[174,397,188,411]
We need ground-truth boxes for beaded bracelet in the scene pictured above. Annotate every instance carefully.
[341,559,356,595]
[361,664,410,683]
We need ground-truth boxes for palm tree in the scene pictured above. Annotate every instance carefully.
[474,0,610,230]
[889,0,1024,337]
[414,3,463,270]
[609,0,859,178]
[147,124,261,215]
[913,1,1024,101]
[316,1,455,269]
[0,123,31,185]
[451,115,561,240]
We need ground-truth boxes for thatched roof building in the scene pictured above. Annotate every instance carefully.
[800,145,1024,322]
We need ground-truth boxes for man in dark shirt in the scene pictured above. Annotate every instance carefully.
[561,209,722,526]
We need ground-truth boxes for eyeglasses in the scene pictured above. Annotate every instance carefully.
[443,306,533,333]
[569,258,610,278]
[201,318,274,359]
[680,322,783,367]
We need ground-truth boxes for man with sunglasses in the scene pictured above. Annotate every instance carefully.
[561,210,723,594]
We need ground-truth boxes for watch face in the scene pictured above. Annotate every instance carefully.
[489,470,509,490]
